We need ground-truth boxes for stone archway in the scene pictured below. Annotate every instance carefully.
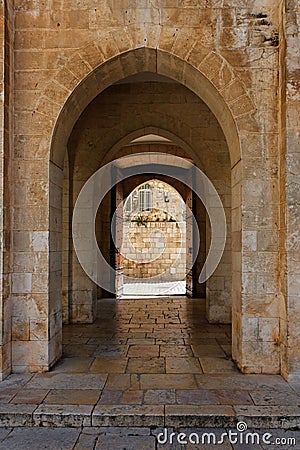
[8,42,282,378]
[49,49,244,372]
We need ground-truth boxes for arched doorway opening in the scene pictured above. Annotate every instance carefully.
[31,43,276,379]
[115,179,188,298]
[57,62,235,370]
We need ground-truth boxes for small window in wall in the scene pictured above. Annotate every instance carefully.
[138,188,152,212]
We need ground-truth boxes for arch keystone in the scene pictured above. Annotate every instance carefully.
[128,24,161,49]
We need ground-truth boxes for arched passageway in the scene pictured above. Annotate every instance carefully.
[59,64,234,371]
[51,50,244,373]
[116,179,188,298]
[7,46,283,378]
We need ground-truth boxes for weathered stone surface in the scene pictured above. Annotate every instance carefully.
[165,405,235,427]
[199,357,238,374]
[166,357,202,374]
[196,374,291,391]
[0,427,80,450]
[144,389,176,405]
[234,405,300,429]
[25,373,107,390]
[10,389,48,405]
[43,389,100,405]
[249,389,300,406]
[0,404,36,427]
[176,389,220,405]
[92,405,164,427]
[33,404,93,427]
[140,374,198,390]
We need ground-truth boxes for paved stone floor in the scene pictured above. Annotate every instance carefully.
[0,297,299,435]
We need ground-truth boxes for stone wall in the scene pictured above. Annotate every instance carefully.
[123,221,186,282]
[0,0,14,379]
[280,0,300,379]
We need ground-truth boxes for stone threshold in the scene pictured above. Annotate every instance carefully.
[0,404,299,429]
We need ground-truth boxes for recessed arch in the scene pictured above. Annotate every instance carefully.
[100,127,198,168]
[47,47,245,169]
[49,46,244,372]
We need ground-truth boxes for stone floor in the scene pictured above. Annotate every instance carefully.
[0,426,299,449]
[0,297,299,431]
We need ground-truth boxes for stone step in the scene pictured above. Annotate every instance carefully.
[0,403,299,429]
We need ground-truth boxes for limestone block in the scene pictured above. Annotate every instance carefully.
[15,30,45,49]
[12,273,32,294]
[243,293,280,318]
[258,317,279,342]
[243,205,278,229]
[243,252,277,274]
[232,206,242,232]
[241,273,257,294]
[13,251,48,274]
[15,111,53,135]
[32,274,48,294]
[288,295,300,316]
[71,304,95,323]
[12,341,49,367]
[171,29,198,60]
[243,230,257,251]
[256,272,278,295]
[30,318,48,341]
[0,404,35,427]
[11,294,48,319]
[54,67,80,92]
[236,111,260,133]
[55,10,90,29]
[289,271,300,296]
[33,404,93,427]
[15,11,51,29]
[242,316,259,341]
[240,341,280,373]
[14,135,49,161]
[14,90,41,112]
[71,290,94,305]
